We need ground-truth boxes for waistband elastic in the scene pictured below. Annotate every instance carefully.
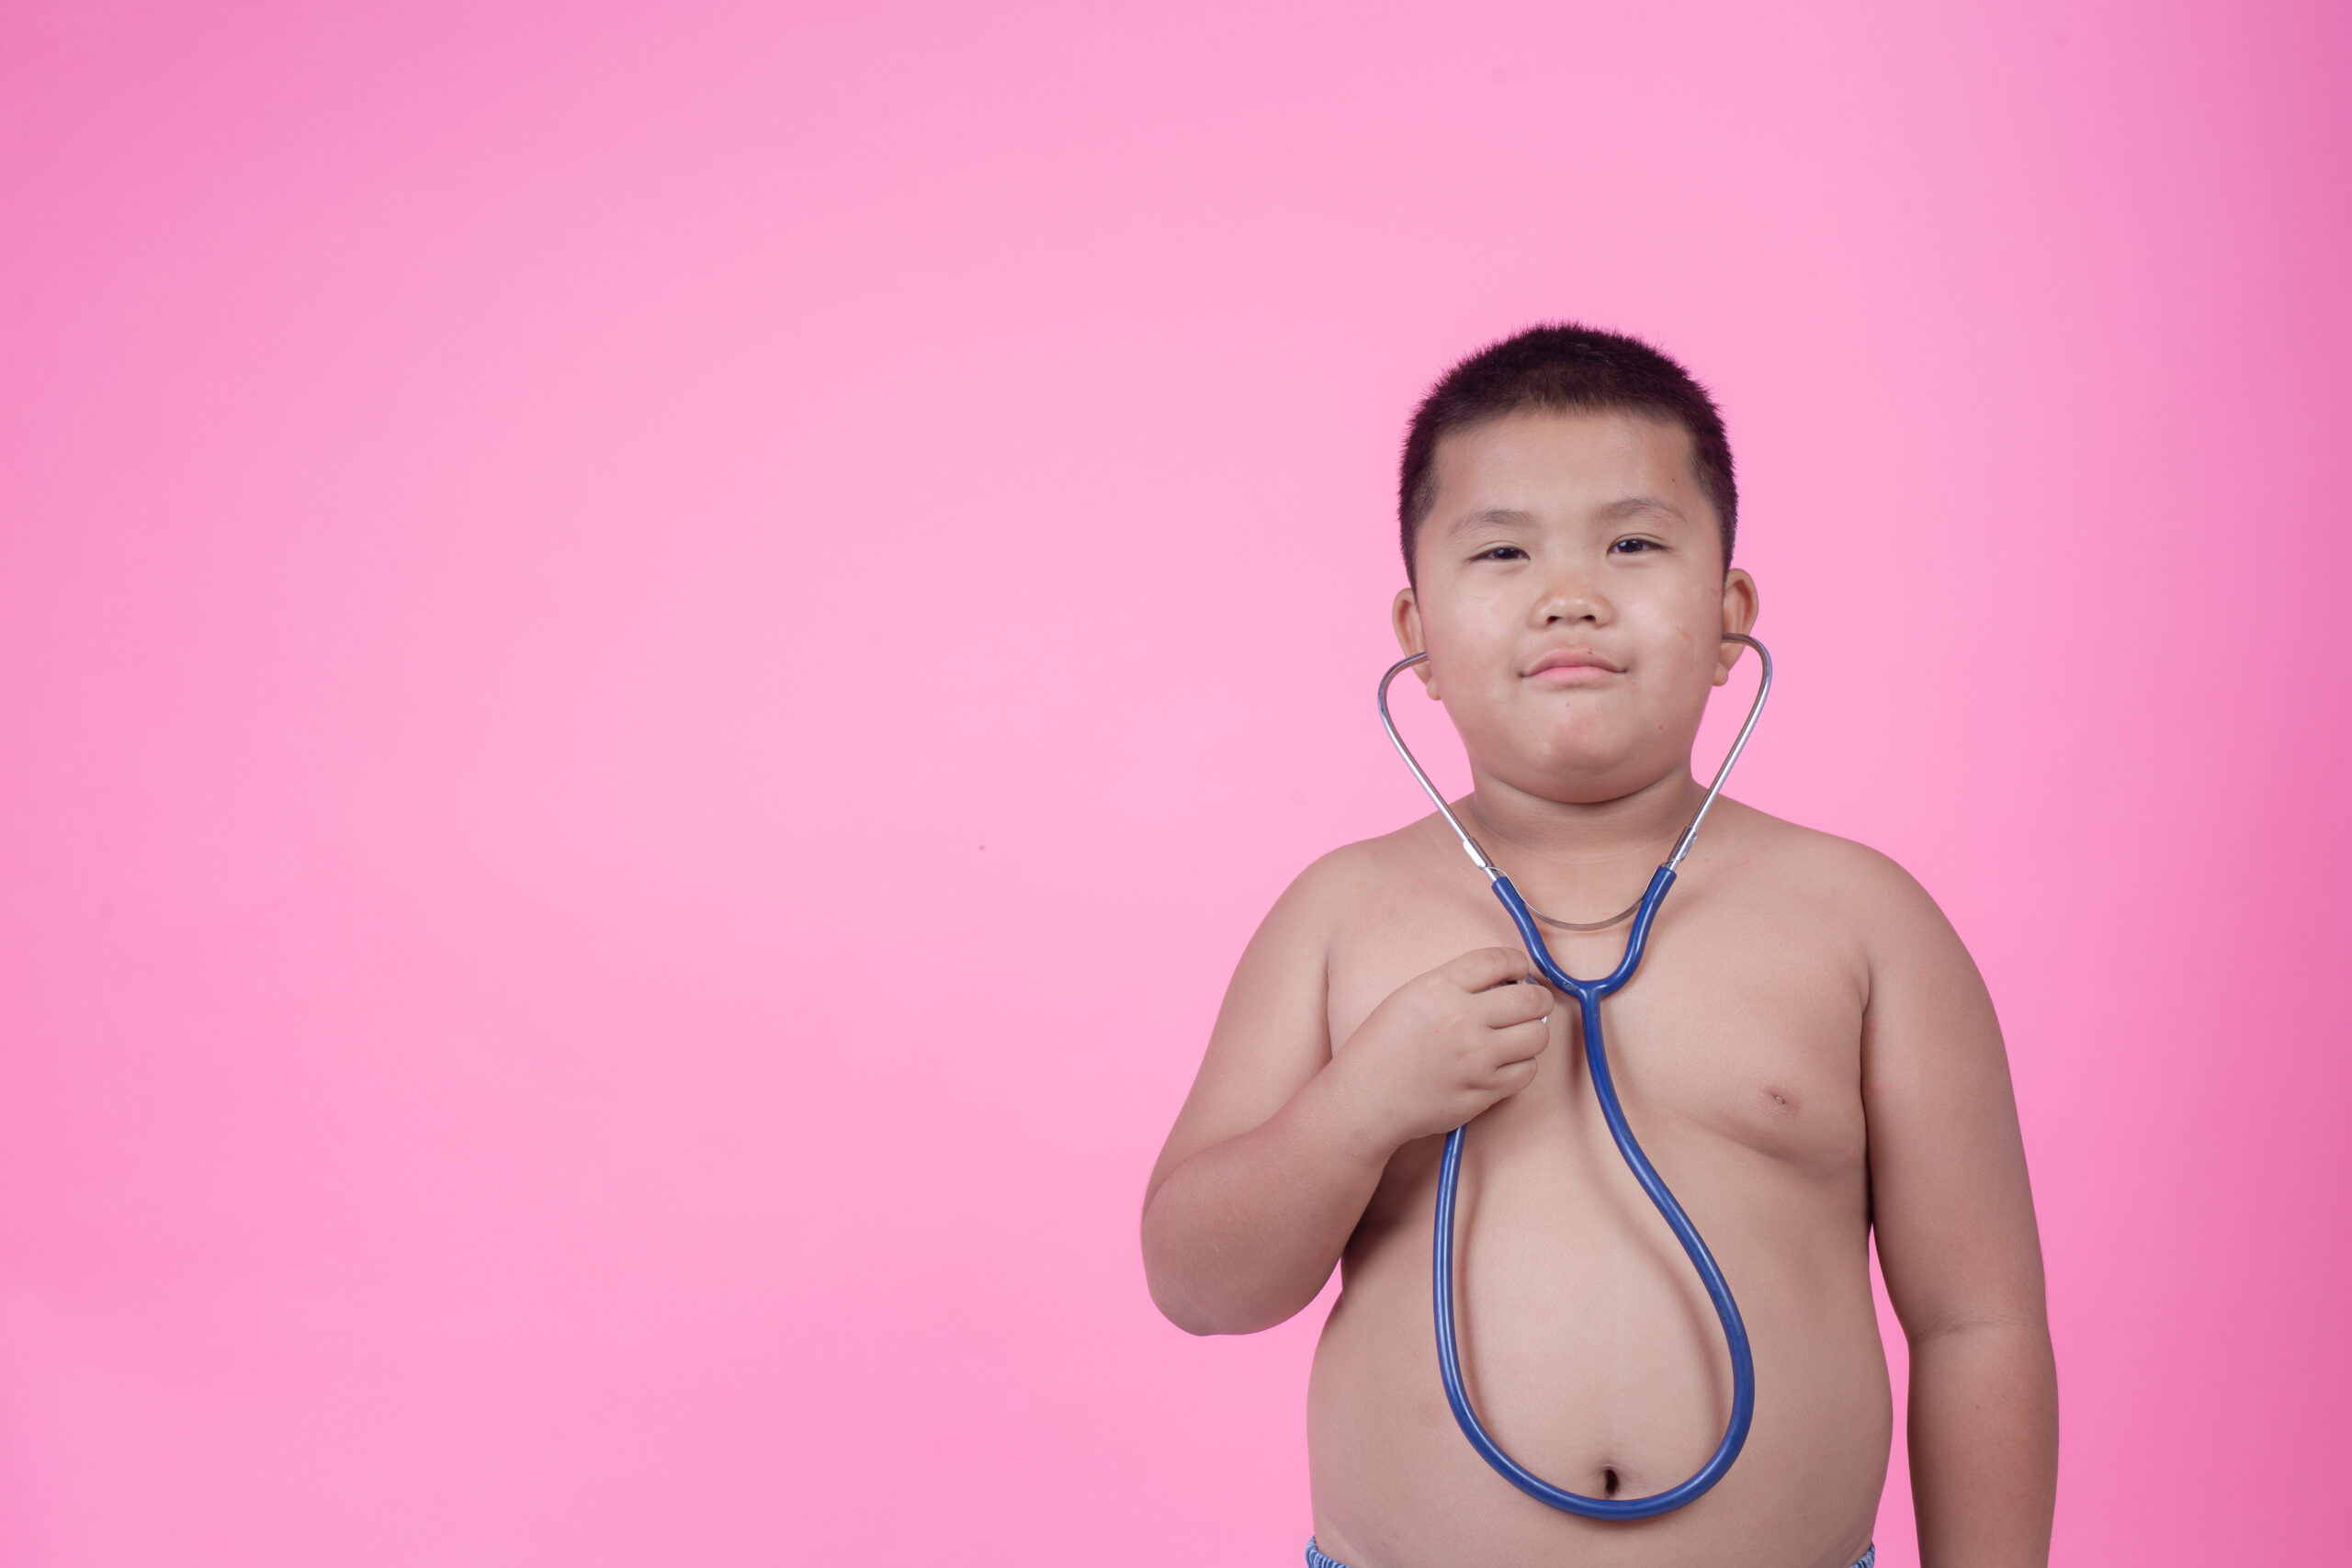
[1305,1540,1875,1568]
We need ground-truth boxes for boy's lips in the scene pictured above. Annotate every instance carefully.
[1524,649,1623,684]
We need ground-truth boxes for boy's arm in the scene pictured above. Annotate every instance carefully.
[1142,858,1551,1336]
[1861,863,2059,1568]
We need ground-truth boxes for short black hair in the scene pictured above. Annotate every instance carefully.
[1399,323,1736,581]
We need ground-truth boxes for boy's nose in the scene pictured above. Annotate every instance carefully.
[1532,577,1608,626]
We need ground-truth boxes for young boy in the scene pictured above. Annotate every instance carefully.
[1141,326,2057,1568]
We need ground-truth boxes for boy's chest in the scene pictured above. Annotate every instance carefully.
[1327,874,1871,1179]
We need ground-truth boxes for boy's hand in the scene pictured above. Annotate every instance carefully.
[1330,948,1553,1153]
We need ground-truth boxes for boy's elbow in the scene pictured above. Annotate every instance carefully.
[1905,1309,2050,1347]
[1149,1282,1288,1337]
[1140,1233,1259,1337]
[1148,1280,1235,1337]
[1904,1309,2058,1404]
[1140,1220,1285,1337]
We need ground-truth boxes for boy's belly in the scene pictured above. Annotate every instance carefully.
[1306,1105,1890,1568]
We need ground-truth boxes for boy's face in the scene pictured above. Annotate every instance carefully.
[1394,408,1758,807]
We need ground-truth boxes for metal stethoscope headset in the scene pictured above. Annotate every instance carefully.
[1374,631,1771,1519]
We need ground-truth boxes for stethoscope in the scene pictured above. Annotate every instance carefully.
[1374,632,1772,1519]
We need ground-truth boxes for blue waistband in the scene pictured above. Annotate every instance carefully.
[1306,1540,1874,1568]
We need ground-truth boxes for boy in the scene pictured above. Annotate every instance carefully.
[1141,326,2057,1568]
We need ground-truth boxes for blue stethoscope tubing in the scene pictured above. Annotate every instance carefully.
[1375,633,1773,1520]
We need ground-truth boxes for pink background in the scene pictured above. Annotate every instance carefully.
[4,2,2346,1563]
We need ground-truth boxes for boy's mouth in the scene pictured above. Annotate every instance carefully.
[1524,649,1623,685]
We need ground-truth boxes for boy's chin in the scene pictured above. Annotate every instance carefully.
[1493,755,1680,807]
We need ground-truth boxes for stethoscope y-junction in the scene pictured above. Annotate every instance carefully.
[1374,633,1772,1519]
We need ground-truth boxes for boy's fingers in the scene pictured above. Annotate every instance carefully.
[1493,1056,1543,1095]
[1443,947,1535,991]
[1476,984,1553,1027]
[1490,1020,1551,1063]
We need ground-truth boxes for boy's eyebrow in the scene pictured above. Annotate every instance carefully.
[1443,506,1538,536]
[1443,496,1691,535]
[1600,495,1691,524]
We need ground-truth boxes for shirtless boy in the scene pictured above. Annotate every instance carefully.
[1141,326,2058,1568]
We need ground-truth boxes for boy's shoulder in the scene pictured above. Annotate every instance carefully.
[1718,799,1920,890]
[1239,815,1471,962]
[1723,801,1945,906]
[1711,802,1971,975]
[1281,811,1474,907]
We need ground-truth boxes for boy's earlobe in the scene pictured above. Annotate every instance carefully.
[1392,588,1439,695]
[1716,569,1761,685]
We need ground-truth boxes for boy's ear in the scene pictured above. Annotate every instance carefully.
[1392,587,1440,697]
[1714,569,1760,686]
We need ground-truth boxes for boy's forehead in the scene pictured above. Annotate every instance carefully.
[1428,407,1706,525]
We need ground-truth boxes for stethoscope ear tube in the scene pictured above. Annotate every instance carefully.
[1383,636,1771,1518]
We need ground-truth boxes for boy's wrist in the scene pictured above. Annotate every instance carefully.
[1307,1049,1407,1174]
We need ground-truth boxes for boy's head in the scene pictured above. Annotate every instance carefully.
[1392,325,1758,806]
[1399,323,1736,584]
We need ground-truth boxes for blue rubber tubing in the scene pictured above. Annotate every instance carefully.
[1431,864,1757,1518]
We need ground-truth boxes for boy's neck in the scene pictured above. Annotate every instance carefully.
[1462,763,1707,871]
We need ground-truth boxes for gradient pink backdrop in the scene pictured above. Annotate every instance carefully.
[4,2,2346,1563]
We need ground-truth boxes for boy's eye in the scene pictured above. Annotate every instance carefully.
[1474,545,1528,562]
[1610,536,1662,555]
